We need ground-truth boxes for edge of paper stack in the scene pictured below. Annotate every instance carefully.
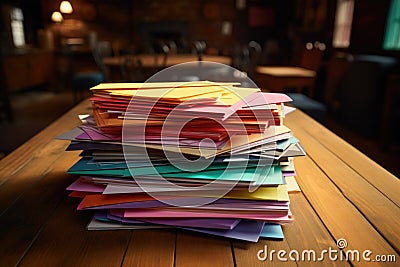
[58,81,305,242]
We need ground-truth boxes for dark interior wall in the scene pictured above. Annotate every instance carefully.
[239,0,296,64]
[2,0,335,57]
[238,0,295,43]
[350,0,391,55]
[39,0,237,53]
[126,0,237,55]
[8,0,399,60]
[36,0,320,57]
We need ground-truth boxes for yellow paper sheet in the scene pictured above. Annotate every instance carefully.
[90,81,240,90]
[91,81,260,106]
[138,125,291,158]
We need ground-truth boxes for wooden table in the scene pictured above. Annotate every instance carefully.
[0,100,399,266]
[254,66,317,97]
[103,54,232,68]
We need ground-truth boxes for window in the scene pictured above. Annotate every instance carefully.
[383,0,400,50]
[332,0,354,48]
[10,7,25,47]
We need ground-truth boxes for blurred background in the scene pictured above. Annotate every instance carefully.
[0,0,399,176]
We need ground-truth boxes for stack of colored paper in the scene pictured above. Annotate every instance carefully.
[59,81,305,242]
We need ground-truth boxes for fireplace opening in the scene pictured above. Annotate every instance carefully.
[140,21,189,53]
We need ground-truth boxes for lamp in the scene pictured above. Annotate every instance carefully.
[51,11,63,22]
[60,1,73,14]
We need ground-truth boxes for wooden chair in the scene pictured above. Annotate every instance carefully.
[92,41,113,80]
[254,41,325,98]
[120,54,144,82]
[159,43,170,68]
[231,41,262,78]
[69,41,110,103]
[0,57,13,122]
[246,41,262,79]
[193,40,207,61]
[380,73,400,150]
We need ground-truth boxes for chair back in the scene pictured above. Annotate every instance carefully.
[160,43,170,67]
[299,41,325,71]
[193,40,207,61]
[234,41,262,78]
[120,54,143,82]
[247,41,262,78]
[92,41,113,75]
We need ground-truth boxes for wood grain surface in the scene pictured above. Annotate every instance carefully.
[0,100,398,266]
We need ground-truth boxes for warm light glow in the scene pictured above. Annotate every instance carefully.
[51,11,63,22]
[60,1,73,14]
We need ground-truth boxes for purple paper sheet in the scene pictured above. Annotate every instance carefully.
[122,208,292,223]
[93,213,267,242]
[66,141,121,151]
[105,212,240,229]
[282,171,296,177]
[79,126,120,141]
[183,220,265,242]
[83,197,289,210]
[67,178,105,192]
